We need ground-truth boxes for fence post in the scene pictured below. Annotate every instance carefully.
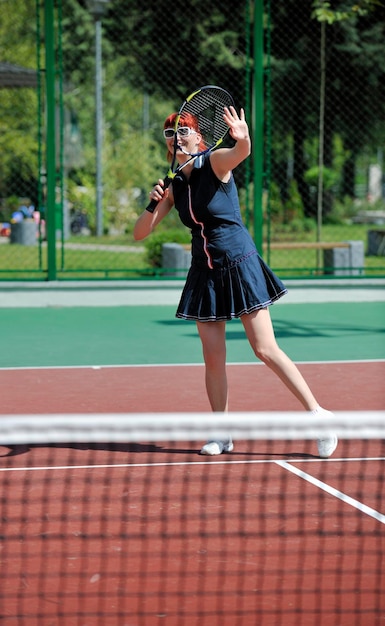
[44,0,57,280]
[253,0,264,254]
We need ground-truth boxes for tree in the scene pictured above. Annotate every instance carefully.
[269,0,385,217]
[102,0,248,105]
[312,0,385,201]
[60,0,250,230]
[0,0,38,202]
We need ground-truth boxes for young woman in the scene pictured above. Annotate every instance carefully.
[134,106,338,458]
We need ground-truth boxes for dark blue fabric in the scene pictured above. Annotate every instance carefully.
[172,155,287,321]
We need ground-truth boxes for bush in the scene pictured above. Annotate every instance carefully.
[284,179,305,223]
[0,195,20,222]
[327,196,385,225]
[304,166,339,191]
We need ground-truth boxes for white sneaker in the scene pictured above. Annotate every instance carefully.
[317,434,338,458]
[200,439,234,456]
[311,406,338,458]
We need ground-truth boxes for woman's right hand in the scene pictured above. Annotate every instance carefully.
[149,179,166,202]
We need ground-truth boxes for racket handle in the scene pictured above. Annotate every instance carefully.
[145,176,171,213]
[145,198,158,213]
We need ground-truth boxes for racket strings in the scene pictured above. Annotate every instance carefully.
[182,87,234,149]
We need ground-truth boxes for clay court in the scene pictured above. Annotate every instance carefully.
[0,280,384,625]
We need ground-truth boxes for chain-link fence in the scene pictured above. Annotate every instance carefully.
[0,0,42,277]
[266,0,385,276]
[1,0,384,281]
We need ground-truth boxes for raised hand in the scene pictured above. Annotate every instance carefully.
[223,106,249,142]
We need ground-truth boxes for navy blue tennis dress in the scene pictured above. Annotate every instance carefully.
[172,154,287,322]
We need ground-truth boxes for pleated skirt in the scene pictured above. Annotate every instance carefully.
[176,250,288,322]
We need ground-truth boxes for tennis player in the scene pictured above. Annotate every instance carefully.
[134,106,338,458]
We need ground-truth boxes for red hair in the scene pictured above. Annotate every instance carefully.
[163,112,206,161]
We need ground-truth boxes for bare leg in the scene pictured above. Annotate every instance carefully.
[196,320,228,411]
[196,309,336,458]
[196,320,233,455]
[241,308,319,410]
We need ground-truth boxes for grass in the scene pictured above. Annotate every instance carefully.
[265,222,385,277]
[0,239,148,280]
[0,222,384,280]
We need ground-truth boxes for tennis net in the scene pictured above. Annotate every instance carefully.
[0,411,384,626]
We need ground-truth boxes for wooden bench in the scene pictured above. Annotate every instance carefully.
[181,241,350,251]
[264,241,349,250]
[264,240,363,276]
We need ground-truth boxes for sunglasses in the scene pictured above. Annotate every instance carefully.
[163,127,196,139]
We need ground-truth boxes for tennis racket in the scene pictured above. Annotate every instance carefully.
[145,85,235,213]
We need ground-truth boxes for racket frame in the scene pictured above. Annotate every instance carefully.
[145,85,234,212]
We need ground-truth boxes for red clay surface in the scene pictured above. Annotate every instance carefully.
[1,361,384,414]
[0,361,384,625]
[1,443,384,626]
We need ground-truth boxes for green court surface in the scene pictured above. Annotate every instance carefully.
[1,301,384,368]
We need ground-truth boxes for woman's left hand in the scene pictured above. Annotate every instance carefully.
[223,106,249,143]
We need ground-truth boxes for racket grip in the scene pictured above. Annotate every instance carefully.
[145,176,171,213]
[145,198,158,213]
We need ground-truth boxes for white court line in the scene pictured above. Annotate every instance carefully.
[0,358,384,371]
[2,456,385,523]
[2,455,384,525]
[276,460,385,525]
[1,456,385,472]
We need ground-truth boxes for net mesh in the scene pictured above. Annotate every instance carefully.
[0,411,384,626]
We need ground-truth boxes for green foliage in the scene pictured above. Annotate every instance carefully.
[101,75,173,225]
[62,49,174,236]
[271,0,385,219]
[0,195,19,222]
[305,166,339,190]
[0,0,36,66]
[66,177,98,233]
[61,0,96,85]
[0,4,38,199]
[312,0,383,24]
[284,179,305,221]
[267,182,284,223]
[0,4,39,206]
[328,195,385,224]
[1,0,385,280]
[144,229,191,268]
[104,0,247,103]
[267,179,316,238]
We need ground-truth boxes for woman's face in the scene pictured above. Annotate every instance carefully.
[164,126,202,156]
